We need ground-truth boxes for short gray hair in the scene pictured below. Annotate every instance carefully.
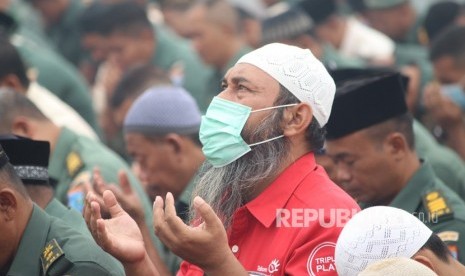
[275,84,326,151]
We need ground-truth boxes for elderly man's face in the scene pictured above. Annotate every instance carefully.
[191,63,292,227]
[218,63,281,135]
[125,133,183,201]
[325,130,400,205]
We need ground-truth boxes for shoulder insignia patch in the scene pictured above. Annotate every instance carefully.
[438,231,460,242]
[67,171,92,213]
[70,171,91,187]
[67,171,91,213]
[422,190,454,222]
[41,239,65,274]
[448,244,459,260]
[66,151,83,177]
[169,60,185,86]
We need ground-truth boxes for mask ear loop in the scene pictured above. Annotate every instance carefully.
[249,135,284,147]
[250,103,299,113]
[248,103,298,147]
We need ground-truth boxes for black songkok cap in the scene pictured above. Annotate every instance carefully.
[0,135,50,185]
[329,67,410,97]
[326,72,408,139]
[299,0,337,25]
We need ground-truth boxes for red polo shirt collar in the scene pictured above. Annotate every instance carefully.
[245,152,317,228]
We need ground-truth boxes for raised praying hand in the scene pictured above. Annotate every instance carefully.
[86,190,159,275]
[86,190,248,275]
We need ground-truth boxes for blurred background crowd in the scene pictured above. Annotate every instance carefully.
[1,0,465,159]
[2,0,465,165]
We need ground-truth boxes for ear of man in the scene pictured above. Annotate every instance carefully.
[412,252,438,273]
[282,103,313,138]
[164,133,184,156]
[11,117,34,138]
[384,132,409,161]
[0,188,18,222]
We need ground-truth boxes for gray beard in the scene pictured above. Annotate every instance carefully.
[190,109,290,229]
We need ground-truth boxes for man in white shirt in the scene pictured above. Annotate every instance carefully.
[300,0,395,66]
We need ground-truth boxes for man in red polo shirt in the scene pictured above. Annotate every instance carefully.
[86,43,359,276]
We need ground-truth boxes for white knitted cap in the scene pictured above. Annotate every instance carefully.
[359,257,438,276]
[236,43,335,126]
[335,206,432,276]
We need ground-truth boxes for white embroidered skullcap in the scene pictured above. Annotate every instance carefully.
[335,206,432,276]
[359,257,437,276]
[236,43,335,126]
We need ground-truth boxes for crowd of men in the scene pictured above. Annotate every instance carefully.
[1,0,465,275]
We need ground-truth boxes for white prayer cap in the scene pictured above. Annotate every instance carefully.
[359,257,438,276]
[335,206,432,276]
[236,43,335,126]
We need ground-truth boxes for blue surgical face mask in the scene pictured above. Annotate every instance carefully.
[441,84,465,110]
[199,96,298,168]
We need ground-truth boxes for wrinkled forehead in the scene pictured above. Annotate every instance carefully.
[325,130,373,155]
[223,63,280,91]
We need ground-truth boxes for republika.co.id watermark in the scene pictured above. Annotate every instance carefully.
[276,208,438,228]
